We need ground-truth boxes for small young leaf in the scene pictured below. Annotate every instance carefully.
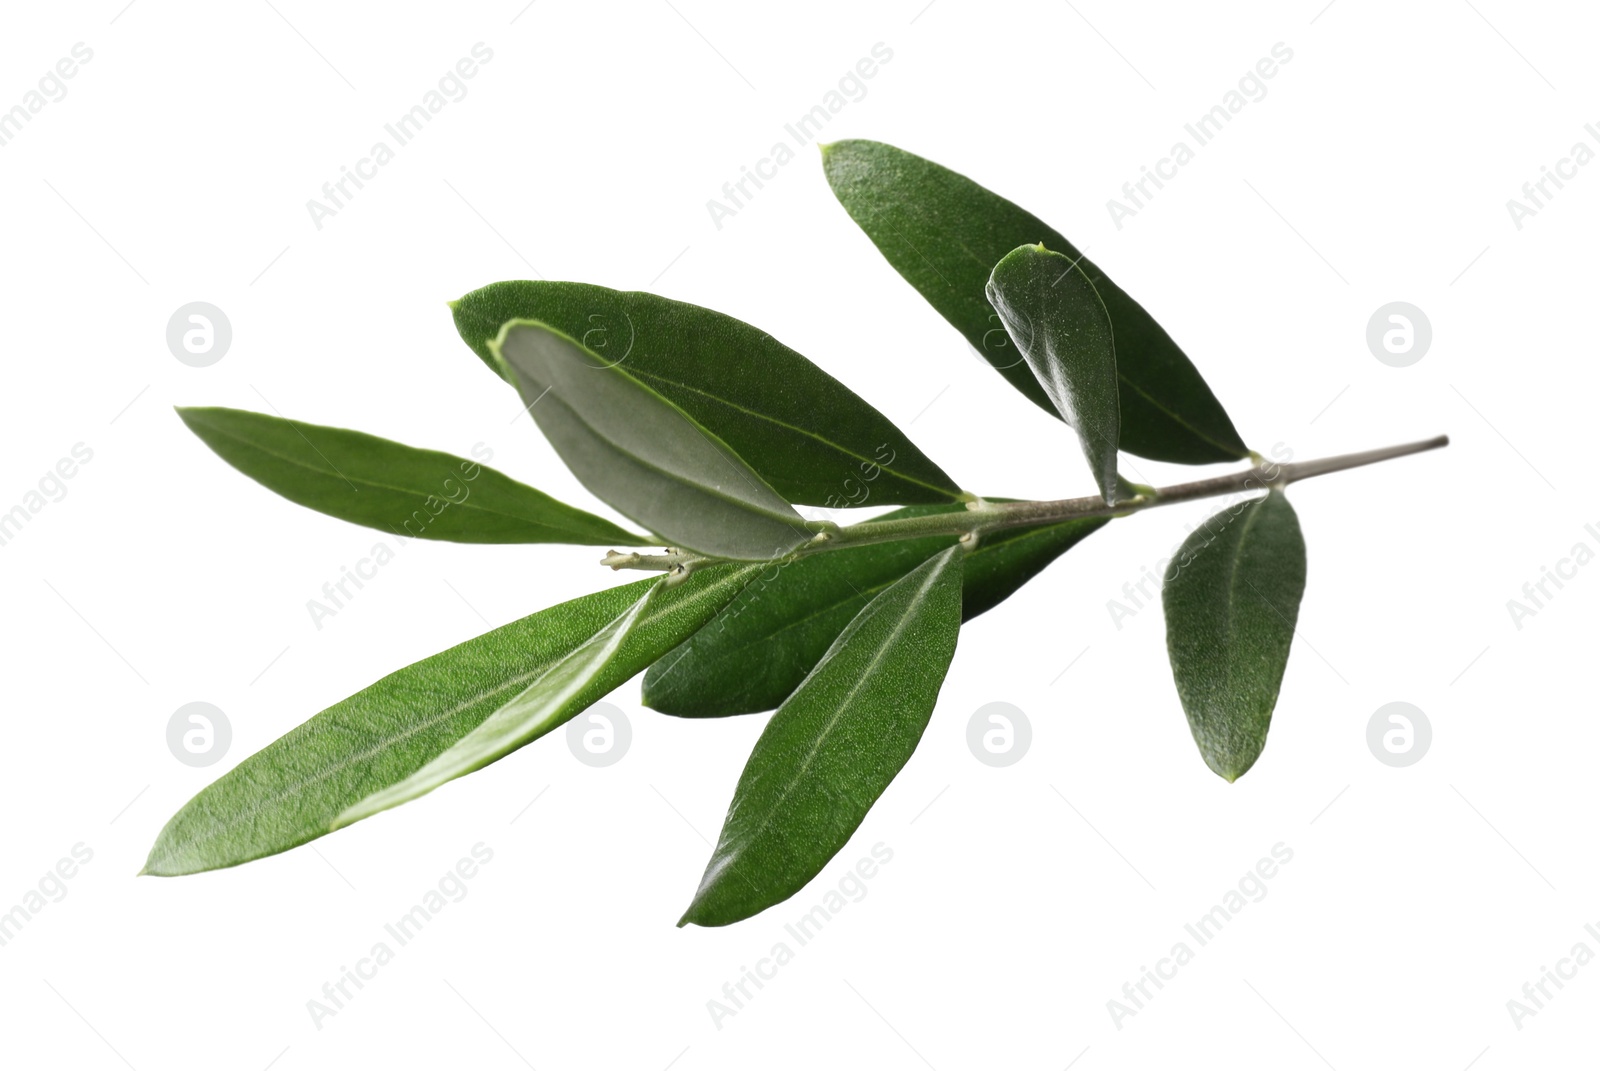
[494,320,811,561]
[820,139,1248,464]
[644,505,1104,717]
[987,244,1122,503]
[143,563,762,876]
[178,407,648,546]
[1163,492,1307,782]
[679,545,963,927]
[452,281,964,506]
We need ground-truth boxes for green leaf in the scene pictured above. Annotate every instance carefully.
[493,320,811,561]
[143,563,762,876]
[820,139,1248,464]
[452,280,964,506]
[679,545,964,926]
[644,504,1104,717]
[336,586,656,827]
[1163,491,1307,782]
[987,244,1122,503]
[177,407,649,546]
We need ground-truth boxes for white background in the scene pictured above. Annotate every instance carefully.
[0,1,1594,1067]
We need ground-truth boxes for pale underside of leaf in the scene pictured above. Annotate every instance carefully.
[449,280,964,505]
[494,320,811,561]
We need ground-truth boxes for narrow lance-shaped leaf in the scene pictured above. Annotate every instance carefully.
[1163,491,1307,782]
[337,586,655,826]
[820,139,1248,464]
[644,505,1104,717]
[452,280,964,506]
[143,563,763,876]
[177,406,647,546]
[494,320,811,561]
[680,545,964,927]
[987,244,1122,503]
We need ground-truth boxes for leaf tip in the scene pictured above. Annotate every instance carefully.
[676,882,721,928]
[137,848,171,877]
[1209,752,1259,783]
[677,898,717,928]
[172,406,211,435]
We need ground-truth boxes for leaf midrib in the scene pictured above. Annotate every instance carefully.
[534,386,809,541]
[1115,369,1242,457]
[625,369,959,501]
[715,554,949,867]
[662,577,896,688]
[1216,496,1269,720]
[195,417,625,539]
